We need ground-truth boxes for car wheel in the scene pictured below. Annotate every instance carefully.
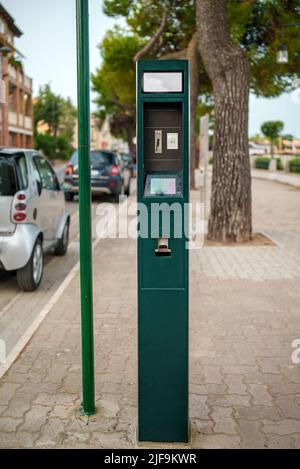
[113,184,124,203]
[54,219,70,256]
[17,239,43,291]
[64,192,74,202]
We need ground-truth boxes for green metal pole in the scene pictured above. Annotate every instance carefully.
[76,0,95,415]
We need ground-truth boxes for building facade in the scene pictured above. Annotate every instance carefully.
[73,114,129,153]
[0,4,33,148]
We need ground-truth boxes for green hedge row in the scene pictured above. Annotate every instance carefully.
[210,156,300,174]
[289,157,300,173]
[255,157,283,171]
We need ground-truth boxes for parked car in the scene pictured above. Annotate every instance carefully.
[119,152,136,177]
[0,149,70,291]
[63,150,131,202]
[249,142,267,156]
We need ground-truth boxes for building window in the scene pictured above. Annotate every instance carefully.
[0,19,5,34]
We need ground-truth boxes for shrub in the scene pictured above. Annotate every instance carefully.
[289,157,300,174]
[255,156,283,170]
[34,132,73,161]
[255,156,270,169]
[276,158,284,171]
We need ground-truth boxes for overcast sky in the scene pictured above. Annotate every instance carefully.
[3,0,300,137]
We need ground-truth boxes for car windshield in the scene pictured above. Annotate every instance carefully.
[121,153,132,162]
[70,151,78,165]
[70,151,114,169]
[0,158,17,196]
[91,151,114,167]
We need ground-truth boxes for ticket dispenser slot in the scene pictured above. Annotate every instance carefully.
[155,238,171,257]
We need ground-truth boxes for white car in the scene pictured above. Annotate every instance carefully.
[249,142,267,156]
[0,149,70,291]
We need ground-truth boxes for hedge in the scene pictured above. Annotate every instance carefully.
[289,157,300,174]
[255,157,283,171]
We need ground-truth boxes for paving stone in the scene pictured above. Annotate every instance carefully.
[234,405,282,421]
[190,395,210,419]
[33,392,78,407]
[0,416,22,432]
[34,417,66,448]
[224,375,248,395]
[193,434,241,449]
[202,366,224,384]
[19,405,51,433]
[0,382,21,406]
[2,395,32,419]
[208,395,251,408]
[248,384,274,406]
[237,419,266,448]
[263,419,300,435]
[265,434,295,449]
[194,419,214,435]
[273,395,300,420]
[96,398,120,419]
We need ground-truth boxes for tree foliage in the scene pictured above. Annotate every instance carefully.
[91,28,145,153]
[261,120,284,142]
[101,0,300,101]
[33,84,76,160]
[261,120,284,158]
[228,0,300,97]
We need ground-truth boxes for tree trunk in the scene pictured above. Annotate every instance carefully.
[196,0,252,242]
[188,33,200,190]
[270,141,274,159]
[124,118,135,157]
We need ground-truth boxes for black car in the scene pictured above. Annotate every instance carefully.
[63,150,131,202]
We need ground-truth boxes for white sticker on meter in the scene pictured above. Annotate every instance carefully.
[167,133,178,150]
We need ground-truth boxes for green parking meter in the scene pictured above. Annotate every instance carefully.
[137,60,189,443]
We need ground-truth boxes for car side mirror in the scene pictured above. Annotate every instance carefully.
[36,180,42,196]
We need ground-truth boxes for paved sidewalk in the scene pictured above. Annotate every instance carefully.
[251,168,300,188]
[0,178,299,448]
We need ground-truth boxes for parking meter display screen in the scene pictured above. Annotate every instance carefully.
[143,72,183,93]
[150,177,176,195]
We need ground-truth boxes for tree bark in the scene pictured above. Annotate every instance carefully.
[187,32,199,190]
[160,37,199,189]
[124,118,135,157]
[196,0,252,242]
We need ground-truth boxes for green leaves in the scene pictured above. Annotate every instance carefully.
[91,29,144,143]
[261,120,284,142]
[33,84,76,140]
[103,0,134,17]
[33,84,76,160]
[228,0,300,97]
